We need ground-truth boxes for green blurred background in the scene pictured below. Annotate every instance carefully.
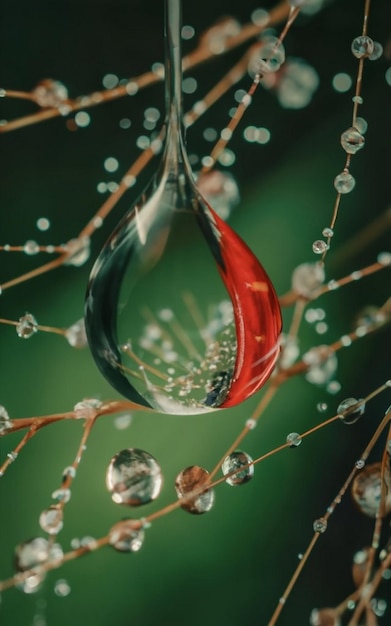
[0,0,391,624]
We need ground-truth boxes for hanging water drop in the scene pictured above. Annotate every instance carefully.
[85,0,282,415]
[106,448,163,506]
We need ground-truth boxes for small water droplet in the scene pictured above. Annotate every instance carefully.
[312,240,328,255]
[337,397,365,425]
[286,432,302,447]
[32,79,68,108]
[39,506,64,535]
[221,450,254,485]
[63,237,90,267]
[313,518,327,533]
[340,127,365,154]
[65,319,87,348]
[334,171,356,194]
[0,405,12,434]
[109,519,145,552]
[106,448,163,506]
[54,579,71,597]
[175,465,215,514]
[16,313,38,339]
[51,488,71,503]
[291,262,325,296]
[351,35,374,59]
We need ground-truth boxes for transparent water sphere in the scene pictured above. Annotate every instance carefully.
[39,506,64,535]
[248,36,285,76]
[109,519,145,552]
[340,127,365,154]
[106,448,163,506]
[221,450,254,485]
[351,462,391,518]
[15,537,50,572]
[85,1,282,415]
[351,35,374,59]
[175,465,215,514]
[32,79,68,108]
[291,262,325,297]
[337,397,365,425]
[16,313,38,338]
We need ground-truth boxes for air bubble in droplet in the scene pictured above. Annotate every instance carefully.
[106,448,163,506]
[221,450,254,485]
[175,465,215,514]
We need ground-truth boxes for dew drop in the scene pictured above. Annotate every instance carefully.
[73,397,102,419]
[351,35,374,59]
[39,506,64,535]
[286,432,302,447]
[340,127,365,154]
[175,465,215,514]
[313,518,327,533]
[24,240,39,255]
[16,313,38,339]
[32,79,68,108]
[221,450,254,485]
[65,319,87,348]
[352,463,391,517]
[291,262,325,296]
[0,405,12,434]
[337,397,365,425]
[15,538,50,571]
[312,240,328,255]
[106,448,163,506]
[109,519,145,552]
[334,171,356,194]
[248,37,285,75]
[63,237,90,267]
[54,579,71,597]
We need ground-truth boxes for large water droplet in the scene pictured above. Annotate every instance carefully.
[106,448,163,506]
[85,2,282,415]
